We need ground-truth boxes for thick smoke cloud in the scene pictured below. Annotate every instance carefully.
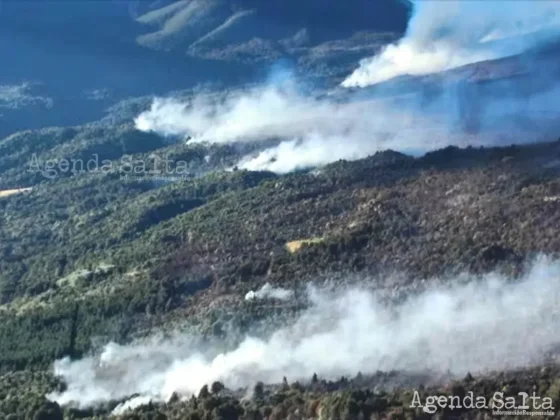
[134,84,451,172]
[342,1,560,87]
[133,2,560,173]
[49,257,560,412]
[135,79,560,173]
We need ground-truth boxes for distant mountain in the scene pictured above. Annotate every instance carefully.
[135,0,409,60]
[0,0,410,138]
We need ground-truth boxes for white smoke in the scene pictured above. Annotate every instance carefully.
[244,283,294,301]
[134,81,560,173]
[131,1,560,173]
[49,257,560,411]
[134,85,449,173]
[342,1,560,87]
[112,396,153,415]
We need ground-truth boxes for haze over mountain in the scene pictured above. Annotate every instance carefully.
[0,0,409,138]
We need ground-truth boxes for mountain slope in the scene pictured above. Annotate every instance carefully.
[1,132,559,371]
[0,134,559,418]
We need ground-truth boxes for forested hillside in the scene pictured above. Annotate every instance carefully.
[1,121,559,370]
[0,122,559,418]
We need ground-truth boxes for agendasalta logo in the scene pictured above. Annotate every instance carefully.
[410,391,555,416]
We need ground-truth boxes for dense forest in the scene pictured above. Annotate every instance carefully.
[1,122,560,418]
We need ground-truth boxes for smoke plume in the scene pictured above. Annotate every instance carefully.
[135,78,560,173]
[49,257,560,411]
[244,283,294,301]
[132,1,560,173]
[134,84,447,173]
[342,1,560,87]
